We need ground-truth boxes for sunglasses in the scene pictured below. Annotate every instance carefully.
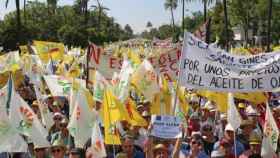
[51,148,62,153]
[191,141,200,145]
[35,148,45,152]
[54,117,62,121]
[203,128,212,132]
[60,123,67,128]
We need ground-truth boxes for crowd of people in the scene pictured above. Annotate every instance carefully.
[0,74,280,158]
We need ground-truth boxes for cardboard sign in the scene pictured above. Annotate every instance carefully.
[151,115,182,139]
[179,33,280,92]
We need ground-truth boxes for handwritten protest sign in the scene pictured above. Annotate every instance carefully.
[151,115,182,139]
[88,44,181,81]
[179,33,280,92]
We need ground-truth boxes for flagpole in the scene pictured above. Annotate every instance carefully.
[86,44,91,89]
[172,33,187,115]
[233,131,237,158]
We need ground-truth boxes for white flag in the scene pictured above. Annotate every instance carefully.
[34,85,54,130]
[93,71,109,102]
[261,103,279,157]
[9,84,49,148]
[44,75,86,97]
[112,59,134,102]
[132,59,160,101]
[0,103,28,153]
[68,86,95,148]
[91,122,107,158]
[227,93,242,130]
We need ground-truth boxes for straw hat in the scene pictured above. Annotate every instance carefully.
[249,133,261,145]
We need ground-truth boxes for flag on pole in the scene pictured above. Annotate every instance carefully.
[91,122,107,158]
[261,103,279,157]
[34,85,54,130]
[68,85,95,148]
[33,41,64,63]
[94,71,110,102]
[0,100,28,153]
[8,80,49,148]
[131,59,160,101]
[227,93,242,130]
[102,89,126,145]
[114,59,134,103]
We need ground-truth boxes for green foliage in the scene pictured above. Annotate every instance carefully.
[0,1,132,50]
[183,11,204,32]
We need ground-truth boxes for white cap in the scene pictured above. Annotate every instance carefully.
[53,112,63,118]
[220,113,227,120]
[203,101,215,110]
[246,105,259,116]
[211,150,225,157]
[225,124,235,131]
[190,94,199,103]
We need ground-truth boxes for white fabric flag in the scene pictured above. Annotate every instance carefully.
[0,104,28,153]
[91,122,107,158]
[44,75,86,97]
[227,93,242,130]
[261,103,279,157]
[34,85,54,130]
[9,86,49,148]
[112,59,134,102]
[93,71,109,102]
[132,59,160,101]
[68,86,95,148]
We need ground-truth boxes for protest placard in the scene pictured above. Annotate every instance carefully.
[150,115,182,139]
[179,33,280,92]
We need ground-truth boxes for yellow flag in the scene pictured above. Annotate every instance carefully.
[127,49,141,67]
[176,86,189,115]
[234,92,267,105]
[150,93,161,115]
[161,76,172,115]
[102,89,128,145]
[197,90,228,112]
[125,98,147,127]
[33,41,64,63]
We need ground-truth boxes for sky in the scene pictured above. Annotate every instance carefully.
[0,0,203,33]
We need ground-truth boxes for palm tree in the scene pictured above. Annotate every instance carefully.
[47,0,58,14]
[267,0,273,52]
[223,0,229,51]
[75,0,89,24]
[164,0,178,32]
[181,0,185,31]
[5,0,21,42]
[91,0,109,32]
[186,0,215,22]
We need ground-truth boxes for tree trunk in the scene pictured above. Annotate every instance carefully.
[182,0,185,32]
[23,0,26,23]
[267,0,272,52]
[171,7,176,33]
[16,0,21,43]
[204,0,207,22]
[84,0,88,25]
[223,0,229,51]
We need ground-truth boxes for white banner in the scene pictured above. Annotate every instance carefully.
[151,115,182,139]
[88,44,180,81]
[179,33,280,92]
